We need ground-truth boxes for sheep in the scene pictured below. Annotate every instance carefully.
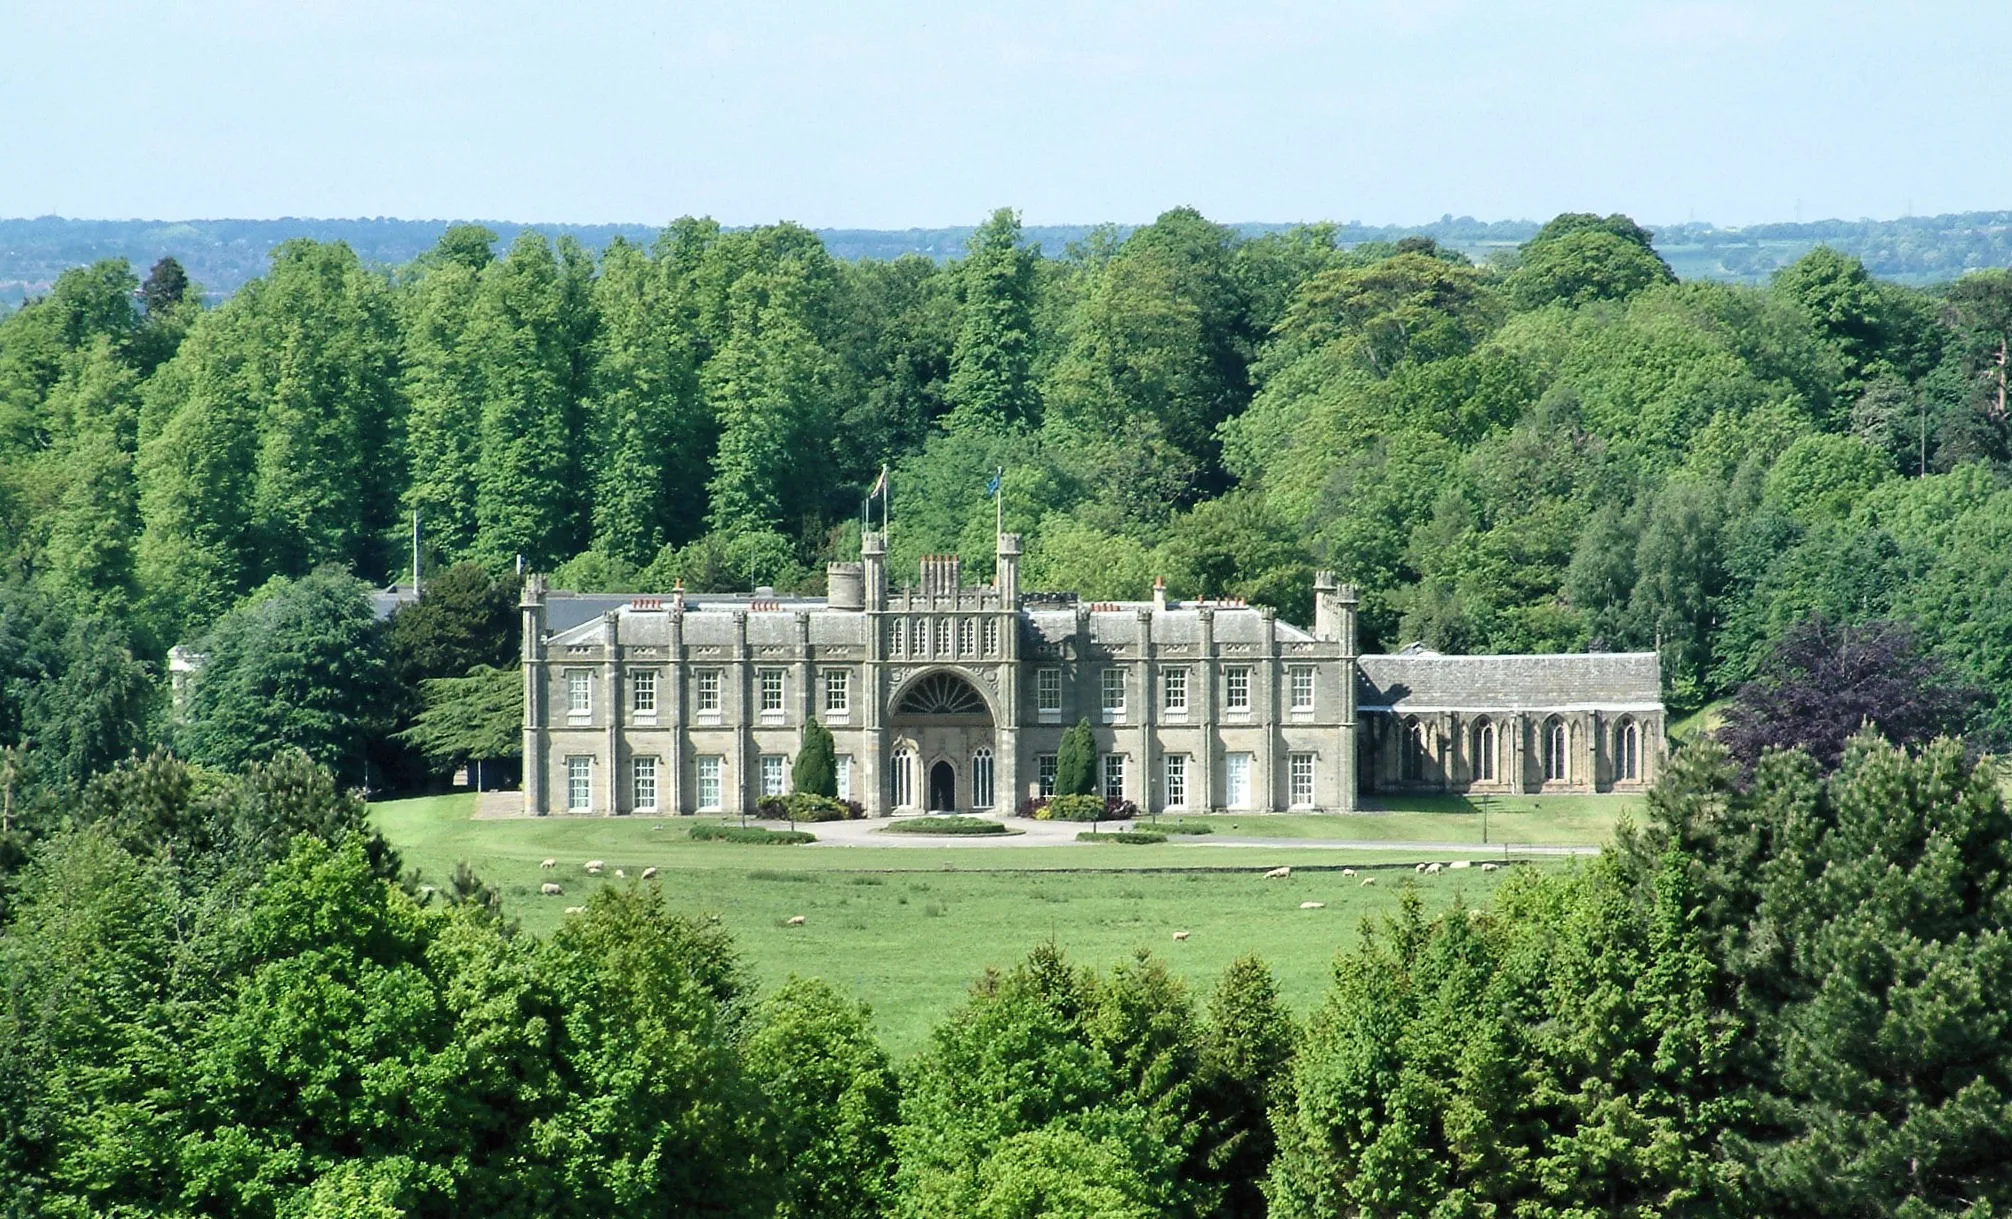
[1360,877,1377,886]
[1263,866,1292,880]
[1481,862,1499,872]
[1415,862,1429,873]
[641,866,658,880]
[1425,862,1444,875]
[1299,901,1326,910]
[583,859,605,875]
[1449,860,1472,870]
[564,905,586,915]
[1341,868,1358,878]
[1171,930,1191,942]
[615,868,626,879]
[785,915,807,927]
[539,858,557,870]
[541,882,563,896]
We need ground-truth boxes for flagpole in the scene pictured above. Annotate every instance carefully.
[995,466,1003,539]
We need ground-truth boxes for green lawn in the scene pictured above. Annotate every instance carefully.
[1159,796,1634,846]
[372,794,1613,1054]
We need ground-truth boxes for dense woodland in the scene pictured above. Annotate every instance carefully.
[6,209,2012,1215]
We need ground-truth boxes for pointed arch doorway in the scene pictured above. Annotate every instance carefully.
[890,669,995,814]
[928,762,956,811]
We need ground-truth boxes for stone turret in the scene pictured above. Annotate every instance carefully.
[995,532,1021,608]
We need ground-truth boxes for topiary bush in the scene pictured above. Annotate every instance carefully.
[1056,719,1097,796]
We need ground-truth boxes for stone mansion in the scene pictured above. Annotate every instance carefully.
[521,532,1664,817]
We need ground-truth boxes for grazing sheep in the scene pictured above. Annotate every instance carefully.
[584,859,605,875]
[641,866,658,880]
[615,868,626,879]
[1263,866,1292,880]
[1341,868,1357,878]
[1299,901,1326,910]
[1426,862,1444,875]
[1481,862,1499,872]
[541,882,563,896]
[1449,860,1472,870]
[785,915,806,927]
[1415,862,1429,873]
[1360,877,1377,886]
[564,906,586,915]
[1171,930,1191,942]
[539,858,557,870]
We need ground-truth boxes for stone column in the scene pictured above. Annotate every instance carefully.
[603,611,622,816]
[667,611,686,814]
[1260,607,1278,811]
[1511,712,1531,795]
[521,576,548,815]
[1196,607,1216,812]
[1136,608,1155,811]
[731,610,750,816]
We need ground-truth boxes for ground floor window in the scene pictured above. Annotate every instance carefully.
[1164,754,1187,809]
[1288,752,1315,807]
[893,750,915,808]
[566,755,592,811]
[1544,718,1569,782]
[1474,720,1497,782]
[632,755,658,812]
[1037,753,1057,798]
[696,756,722,810]
[1225,752,1251,808]
[1101,753,1126,801]
[836,755,852,802]
[972,748,995,808]
[1617,720,1640,781]
[761,754,787,797]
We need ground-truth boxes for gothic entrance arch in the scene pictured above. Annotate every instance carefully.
[890,670,994,814]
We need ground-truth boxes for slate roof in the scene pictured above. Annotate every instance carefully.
[1357,650,1662,712]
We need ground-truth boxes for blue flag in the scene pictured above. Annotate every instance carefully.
[986,468,1002,496]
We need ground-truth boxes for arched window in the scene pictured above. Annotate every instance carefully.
[1402,718,1427,782]
[1543,717,1569,783]
[1473,719,1496,783]
[983,618,1000,655]
[934,617,951,655]
[959,618,975,657]
[893,749,915,808]
[972,747,995,808]
[1617,719,1640,782]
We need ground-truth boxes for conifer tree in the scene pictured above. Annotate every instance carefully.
[1056,718,1096,796]
[791,718,837,799]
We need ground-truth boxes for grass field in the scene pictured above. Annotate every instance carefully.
[371,794,1629,1054]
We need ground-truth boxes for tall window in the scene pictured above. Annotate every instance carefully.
[972,747,995,808]
[696,669,721,713]
[1543,717,1569,782]
[696,756,722,810]
[632,755,658,811]
[958,618,975,656]
[1225,752,1252,809]
[760,669,785,714]
[1164,754,1187,809]
[825,668,850,714]
[1037,668,1062,714]
[1037,753,1058,798]
[1289,666,1315,711]
[935,618,950,655]
[983,618,1000,656]
[1402,718,1427,782]
[1163,667,1189,714]
[1101,753,1126,801]
[566,670,592,716]
[890,620,906,656]
[1288,752,1315,807]
[1474,720,1497,782]
[1101,668,1125,719]
[566,755,592,811]
[761,754,787,797]
[1224,667,1251,712]
[836,756,852,802]
[893,749,915,808]
[631,670,657,714]
[1617,719,1640,782]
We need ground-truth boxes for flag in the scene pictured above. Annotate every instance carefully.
[986,468,1003,496]
[868,465,889,498]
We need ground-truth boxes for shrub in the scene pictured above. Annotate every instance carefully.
[1157,822,1214,835]
[756,795,791,819]
[1077,831,1167,844]
[879,817,1009,836]
[1042,794,1109,822]
[1017,797,1049,819]
[792,720,838,797]
[691,823,816,845]
[1104,797,1140,820]
[786,793,857,822]
[1056,719,1097,795]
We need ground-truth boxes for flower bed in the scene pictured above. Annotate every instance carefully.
[755,793,866,823]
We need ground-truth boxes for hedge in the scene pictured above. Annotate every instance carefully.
[878,817,1010,835]
[1076,831,1168,844]
[690,823,817,845]
[756,793,865,822]
[1023,794,1140,822]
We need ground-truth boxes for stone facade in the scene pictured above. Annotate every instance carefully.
[520,533,1661,816]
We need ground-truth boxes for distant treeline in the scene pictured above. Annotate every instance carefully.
[5,209,2012,304]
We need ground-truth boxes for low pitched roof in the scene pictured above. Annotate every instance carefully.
[1357,651,1662,713]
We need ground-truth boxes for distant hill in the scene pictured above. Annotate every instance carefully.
[4,210,2010,303]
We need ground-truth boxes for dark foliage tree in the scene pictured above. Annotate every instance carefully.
[1056,717,1097,797]
[791,717,837,799]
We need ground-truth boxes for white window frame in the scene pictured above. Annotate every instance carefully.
[1036,668,1062,716]
[1164,753,1187,809]
[1225,752,1252,809]
[972,747,995,808]
[566,755,592,811]
[1100,668,1126,721]
[761,754,787,797]
[1101,753,1126,801]
[893,749,916,808]
[1224,667,1250,713]
[632,755,658,812]
[824,668,850,716]
[697,756,722,810]
[696,669,722,714]
[1618,720,1640,782]
[566,670,592,718]
[959,618,975,657]
[630,669,657,716]
[836,755,853,802]
[1289,752,1315,808]
[759,668,785,716]
[983,618,1000,656]
[1037,753,1058,798]
[1163,667,1189,715]
[1289,666,1315,712]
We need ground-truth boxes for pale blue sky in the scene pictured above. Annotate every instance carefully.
[3,0,2005,229]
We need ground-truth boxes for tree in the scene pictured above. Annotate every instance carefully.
[140,256,190,318]
[401,247,489,565]
[743,977,899,1219]
[1193,956,1295,1219]
[383,562,521,689]
[1506,224,1676,310]
[703,269,839,541]
[945,208,1038,431]
[397,666,520,780]
[179,569,390,787]
[792,718,837,799]
[1056,718,1096,797]
[1718,615,1989,773]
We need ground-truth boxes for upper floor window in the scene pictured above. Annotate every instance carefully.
[566,670,592,716]
[1036,668,1062,714]
[695,669,721,713]
[1289,666,1315,711]
[1101,668,1126,718]
[1543,717,1570,782]
[1163,667,1189,714]
[824,668,850,714]
[958,618,975,657]
[1224,666,1250,712]
[759,669,785,714]
[630,669,657,715]
[983,618,1000,656]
